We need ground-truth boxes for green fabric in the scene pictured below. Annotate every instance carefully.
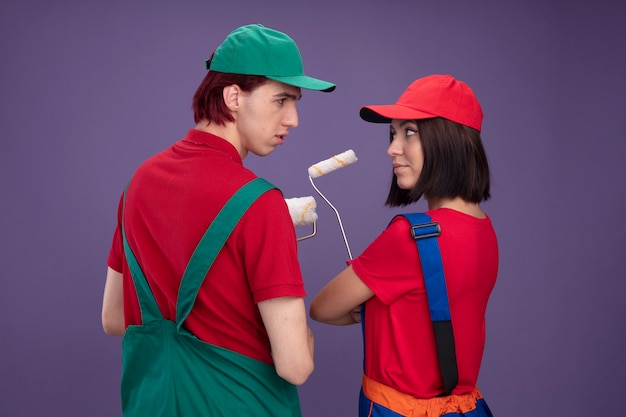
[176,177,276,327]
[122,215,161,323]
[121,177,301,417]
[207,24,335,92]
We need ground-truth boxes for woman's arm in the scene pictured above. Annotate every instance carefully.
[101,267,125,336]
[310,265,374,325]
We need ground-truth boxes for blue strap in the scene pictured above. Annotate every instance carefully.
[400,213,450,322]
[398,212,458,396]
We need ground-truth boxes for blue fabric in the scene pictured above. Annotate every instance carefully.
[359,388,403,417]
[400,213,451,322]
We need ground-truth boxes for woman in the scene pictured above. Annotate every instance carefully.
[310,74,498,417]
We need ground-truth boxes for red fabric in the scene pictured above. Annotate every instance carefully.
[350,208,498,398]
[360,75,483,131]
[107,129,305,364]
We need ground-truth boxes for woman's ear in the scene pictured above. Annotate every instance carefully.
[222,84,241,111]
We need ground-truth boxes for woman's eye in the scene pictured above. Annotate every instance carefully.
[406,128,417,136]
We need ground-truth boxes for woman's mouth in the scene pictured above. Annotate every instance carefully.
[393,164,406,174]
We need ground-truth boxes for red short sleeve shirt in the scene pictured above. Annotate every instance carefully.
[350,208,498,398]
[107,129,306,364]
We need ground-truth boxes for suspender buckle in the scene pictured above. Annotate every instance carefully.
[410,222,441,240]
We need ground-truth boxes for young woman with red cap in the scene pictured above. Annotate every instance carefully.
[310,74,498,417]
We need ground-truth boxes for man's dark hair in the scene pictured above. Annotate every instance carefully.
[192,56,267,125]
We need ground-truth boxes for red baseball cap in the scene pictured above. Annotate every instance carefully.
[359,74,483,131]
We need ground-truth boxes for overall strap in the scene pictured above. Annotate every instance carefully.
[176,178,276,329]
[399,212,458,396]
[122,183,162,323]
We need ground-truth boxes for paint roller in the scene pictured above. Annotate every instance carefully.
[285,196,318,241]
[307,149,358,259]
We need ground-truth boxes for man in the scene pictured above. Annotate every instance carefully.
[101,24,335,416]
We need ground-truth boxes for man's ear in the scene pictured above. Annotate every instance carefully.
[223,84,241,111]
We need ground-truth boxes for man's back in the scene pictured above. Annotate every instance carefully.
[108,129,305,364]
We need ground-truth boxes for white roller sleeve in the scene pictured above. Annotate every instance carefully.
[285,196,318,226]
[307,149,358,178]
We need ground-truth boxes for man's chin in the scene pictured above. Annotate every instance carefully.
[250,147,277,158]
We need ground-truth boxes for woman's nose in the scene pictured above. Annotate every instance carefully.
[387,138,401,157]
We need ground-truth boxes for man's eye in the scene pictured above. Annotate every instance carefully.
[277,98,286,105]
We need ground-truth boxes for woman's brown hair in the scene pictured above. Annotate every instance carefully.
[386,117,491,207]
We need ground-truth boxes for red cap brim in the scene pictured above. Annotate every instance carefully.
[360,105,437,123]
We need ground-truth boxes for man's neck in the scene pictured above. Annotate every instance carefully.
[195,120,247,159]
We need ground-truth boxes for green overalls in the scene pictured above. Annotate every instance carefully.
[120,178,302,417]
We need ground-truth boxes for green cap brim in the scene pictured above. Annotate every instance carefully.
[267,75,336,92]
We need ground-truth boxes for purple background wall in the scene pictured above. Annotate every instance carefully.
[1,1,624,416]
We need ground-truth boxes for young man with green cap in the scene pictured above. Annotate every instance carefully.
[101,24,335,416]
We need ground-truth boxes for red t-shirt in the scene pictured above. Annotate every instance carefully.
[351,208,498,398]
[107,129,306,365]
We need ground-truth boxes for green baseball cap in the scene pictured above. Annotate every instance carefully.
[205,24,335,92]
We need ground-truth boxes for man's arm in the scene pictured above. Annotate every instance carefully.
[258,296,314,386]
[101,267,125,336]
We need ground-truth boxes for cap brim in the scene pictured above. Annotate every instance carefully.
[268,75,335,92]
[360,105,437,123]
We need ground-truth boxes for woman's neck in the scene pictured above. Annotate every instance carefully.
[426,196,486,219]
